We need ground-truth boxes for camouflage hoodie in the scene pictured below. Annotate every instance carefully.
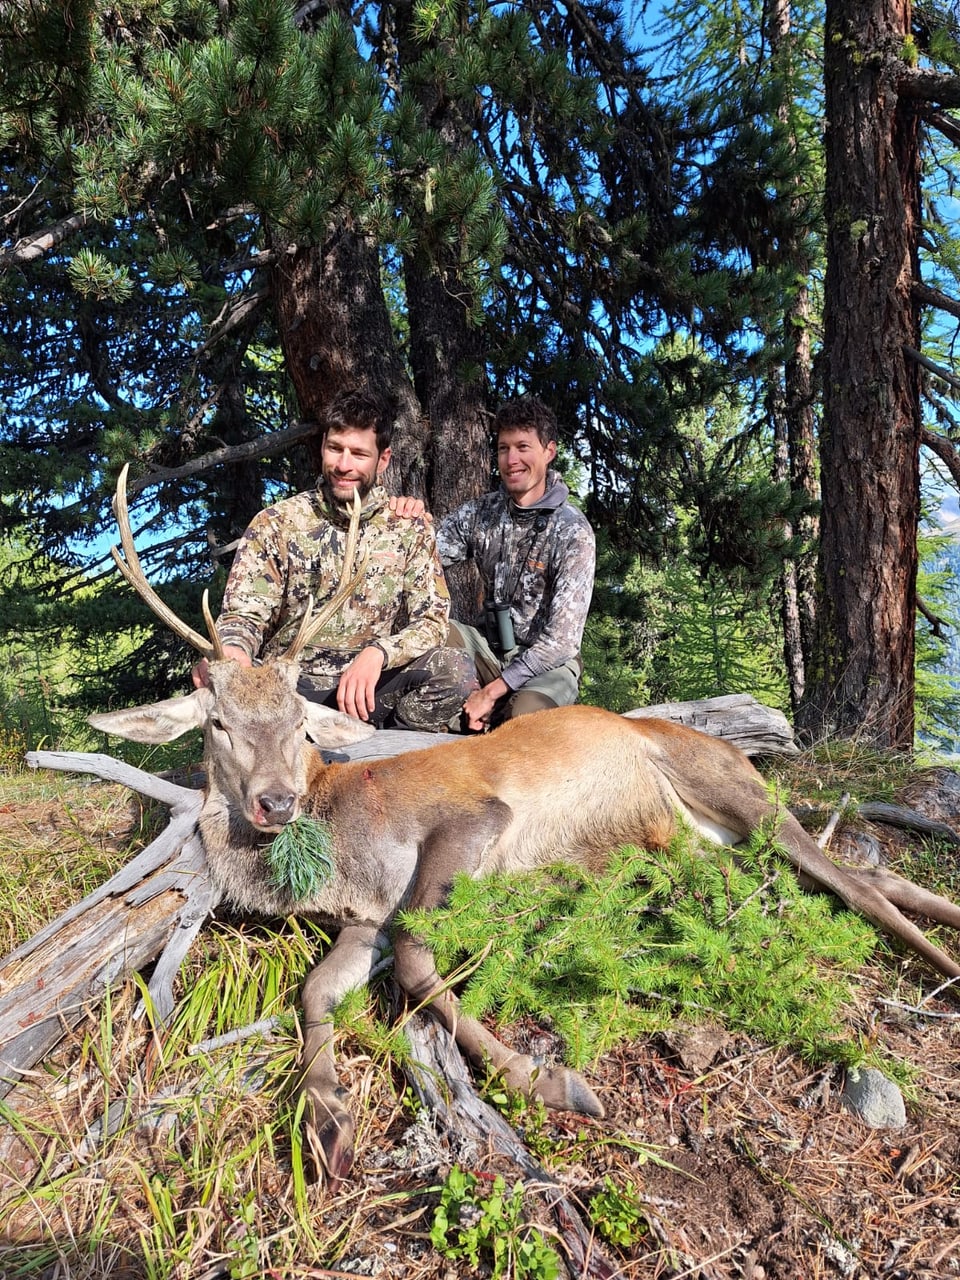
[216,484,450,682]
[436,471,596,690]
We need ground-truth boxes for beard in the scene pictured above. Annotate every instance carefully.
[321,473,376,505]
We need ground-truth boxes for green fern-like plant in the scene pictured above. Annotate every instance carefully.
[399,830,877,1070]
[266,817,335,901]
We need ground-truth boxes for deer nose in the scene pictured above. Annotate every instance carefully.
[258,790,297,824]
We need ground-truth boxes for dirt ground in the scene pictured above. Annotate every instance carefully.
[1,770,960,1278]
[321,971,960,1280]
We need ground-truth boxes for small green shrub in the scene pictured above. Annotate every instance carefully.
[588,1176,649,1248]
[400,830,877,1071]
[430,1167,560,1280]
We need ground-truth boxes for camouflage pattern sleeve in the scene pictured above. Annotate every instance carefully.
[435,499,480,568]
[216,504,291,659]
[372,513,450,669]
[501,509,596,689]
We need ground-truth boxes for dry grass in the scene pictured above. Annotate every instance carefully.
[1,751,959,1279]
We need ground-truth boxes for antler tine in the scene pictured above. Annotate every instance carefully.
[110,463,217,658]
[286,487,367,663]
[201,589,227,661]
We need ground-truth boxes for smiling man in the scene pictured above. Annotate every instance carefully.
[193,388,476,732]
[436,396,596,731]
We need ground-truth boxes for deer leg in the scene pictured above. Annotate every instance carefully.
[769,814,960,981]
[393,801,605,1119]
[298,923,387,1181]
[834,863,960,931]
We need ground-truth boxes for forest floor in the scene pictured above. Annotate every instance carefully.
[0,757,959,1279]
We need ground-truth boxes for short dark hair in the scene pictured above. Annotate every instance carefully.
[494,396,557,447]
[323,389,394,454]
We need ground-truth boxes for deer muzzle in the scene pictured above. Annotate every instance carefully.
[254,788,299,829]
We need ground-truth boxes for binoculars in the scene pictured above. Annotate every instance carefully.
[483,600,516,655]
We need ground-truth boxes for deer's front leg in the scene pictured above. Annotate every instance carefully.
[299,922,387,1180]
[393,803,604,1119]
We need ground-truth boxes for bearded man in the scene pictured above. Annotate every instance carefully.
[193,389,475,732]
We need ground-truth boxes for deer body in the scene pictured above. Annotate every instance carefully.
[90,466,960,1180]
[91,666,960,1179]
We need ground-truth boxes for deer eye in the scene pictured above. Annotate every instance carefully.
[210,717,226,732]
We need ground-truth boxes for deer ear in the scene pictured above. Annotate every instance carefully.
[88,690,211,744]
[302,700,377,747]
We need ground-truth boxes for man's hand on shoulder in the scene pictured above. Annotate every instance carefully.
[388,495,431,523]
[337,645,386,721]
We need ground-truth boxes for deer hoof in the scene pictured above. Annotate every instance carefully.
[531,1065,605,1119]
[303,1091,356,1182]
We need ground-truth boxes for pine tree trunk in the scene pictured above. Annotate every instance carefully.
[394,0,489,618]
[767,0,821,715]
[785,281,820,682]
[798,0,921,749]
[269,232,428,495]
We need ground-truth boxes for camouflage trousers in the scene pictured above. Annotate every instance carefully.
[298,645,478,732]
[447,622,581,727]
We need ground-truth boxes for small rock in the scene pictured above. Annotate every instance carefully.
[659,1025,731,1074]
[841,1066,906,1129]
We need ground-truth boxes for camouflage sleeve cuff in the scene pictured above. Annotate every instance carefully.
[215,617,261,661]
[368,640,391,667]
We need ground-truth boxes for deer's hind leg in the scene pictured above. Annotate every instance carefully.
[837,863,960,931]
[393,799,605,1119]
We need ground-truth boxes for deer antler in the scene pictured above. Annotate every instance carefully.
[286,487,367,663]
[110,464,224,659]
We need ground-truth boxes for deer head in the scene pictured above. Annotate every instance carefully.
[89,466,376,831]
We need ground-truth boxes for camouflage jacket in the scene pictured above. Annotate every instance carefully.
[216,484,450,682]
[436,471,596,690]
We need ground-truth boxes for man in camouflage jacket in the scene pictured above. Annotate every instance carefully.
[436,396,596,731]
[194,390,476,732]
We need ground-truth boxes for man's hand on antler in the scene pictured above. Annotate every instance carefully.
[192,645,252,689]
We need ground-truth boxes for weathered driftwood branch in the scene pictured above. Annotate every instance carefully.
[857,800,960,846]
[792,800,960,848]
[625,693,797,756]
[329,695,797,763]
[816,793,851,849]
[404,1013,617,1280]
[0,754,214,1100]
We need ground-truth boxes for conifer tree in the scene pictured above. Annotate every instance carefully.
[797,0,960,748]
[1,0,801,699]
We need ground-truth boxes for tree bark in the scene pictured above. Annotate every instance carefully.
[269,232,428,494]
[798,0,921,749]
[767,0,821,716]
[393,0,490,617]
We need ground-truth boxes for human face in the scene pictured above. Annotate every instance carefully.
[321,427,390,503]
[497,426,557,507]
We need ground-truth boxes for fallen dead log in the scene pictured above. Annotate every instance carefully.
[404,1014,618,1280]
[0,754,212,1100]
[321,694,796,763]
[791,799,960,848]
[624,692,797,756]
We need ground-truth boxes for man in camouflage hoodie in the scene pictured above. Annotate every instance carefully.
[436,396,596,731]
[192,390,476,732]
